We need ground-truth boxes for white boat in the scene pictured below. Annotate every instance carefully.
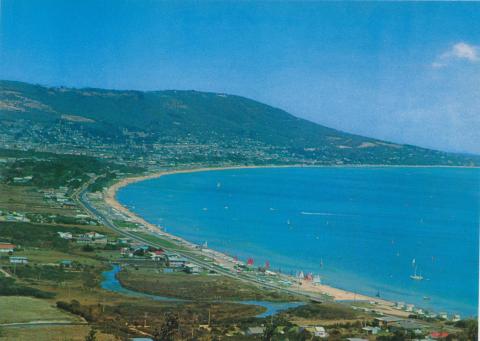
[410,273,423,281]
[410,259,423,280]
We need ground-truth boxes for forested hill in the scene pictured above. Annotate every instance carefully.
[1,80,478,166]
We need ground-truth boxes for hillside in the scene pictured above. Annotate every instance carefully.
[0,80,478,166]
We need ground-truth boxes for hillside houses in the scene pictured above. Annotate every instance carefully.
[119,246,199,273]
[57,230,108,245]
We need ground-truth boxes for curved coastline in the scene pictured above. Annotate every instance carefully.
[103,164,468,317]
[104,166,406,312]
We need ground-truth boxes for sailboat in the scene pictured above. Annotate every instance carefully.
[410,258,423,280]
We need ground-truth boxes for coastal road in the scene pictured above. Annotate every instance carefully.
[74,175,325,303]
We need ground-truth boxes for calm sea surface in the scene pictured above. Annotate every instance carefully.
[117,167,479,316]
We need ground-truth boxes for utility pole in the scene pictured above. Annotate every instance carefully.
[144,312,148,327]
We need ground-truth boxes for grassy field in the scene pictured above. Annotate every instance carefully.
[117,266,297,302]
[112,219,139,229]
[0,325,116,341]
[0,296,81,324]
[0,184,78,216]
[129,231,188,251]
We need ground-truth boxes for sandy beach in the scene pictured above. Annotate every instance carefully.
[104,166,409,316]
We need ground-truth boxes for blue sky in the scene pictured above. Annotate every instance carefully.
[1,1,479,154]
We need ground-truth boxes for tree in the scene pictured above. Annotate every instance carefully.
[461,319,478,341]
[85,328,97,341]
[153,313,179,341]
[263,316,289,341]
[82,244,95,252]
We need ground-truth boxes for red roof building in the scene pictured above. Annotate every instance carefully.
[430,331,449,339]
[0,243,16,253]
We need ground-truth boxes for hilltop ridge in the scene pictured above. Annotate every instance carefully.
[1,80,478,167]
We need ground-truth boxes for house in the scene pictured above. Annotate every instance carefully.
[150,250,165,262]
[439,312,448,319]
[184,263,201,274]
[62,200,76,208]
[393,319,426,332]
[164,252,188,268]
[452,314,461,322]
[375,316,403,328]
[118,237,130,245]
[60,260,73,267]
[0,243,16,253]
[362,326,380,335]
[13,176,33,184]
[57,232,73,240]
[430,331,449,339]
[313,326,328,338]
[76,232,107,245]
[245,326,265,336]
[10,256,28,264]
[415,308,425,315]
[76,235,93,244]
[405,304,415,312]
[84,232,106,239]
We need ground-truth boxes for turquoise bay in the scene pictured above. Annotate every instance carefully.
[117,167,479,316]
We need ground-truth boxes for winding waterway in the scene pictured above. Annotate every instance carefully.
[101,265,304,318]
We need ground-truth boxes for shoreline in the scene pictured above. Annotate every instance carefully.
[103,164,466,317]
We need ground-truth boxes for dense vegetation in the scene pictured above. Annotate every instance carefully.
[0,148,142,189]
[0,277,55,298]
[117,267,297,302]
[282,302,358,320]
[0,222,77,250]
[2,80,479,166]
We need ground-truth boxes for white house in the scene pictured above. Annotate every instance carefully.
[10,256,28,264]
[314,326,328,338]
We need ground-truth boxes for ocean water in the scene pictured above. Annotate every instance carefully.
[117,167,479,316]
